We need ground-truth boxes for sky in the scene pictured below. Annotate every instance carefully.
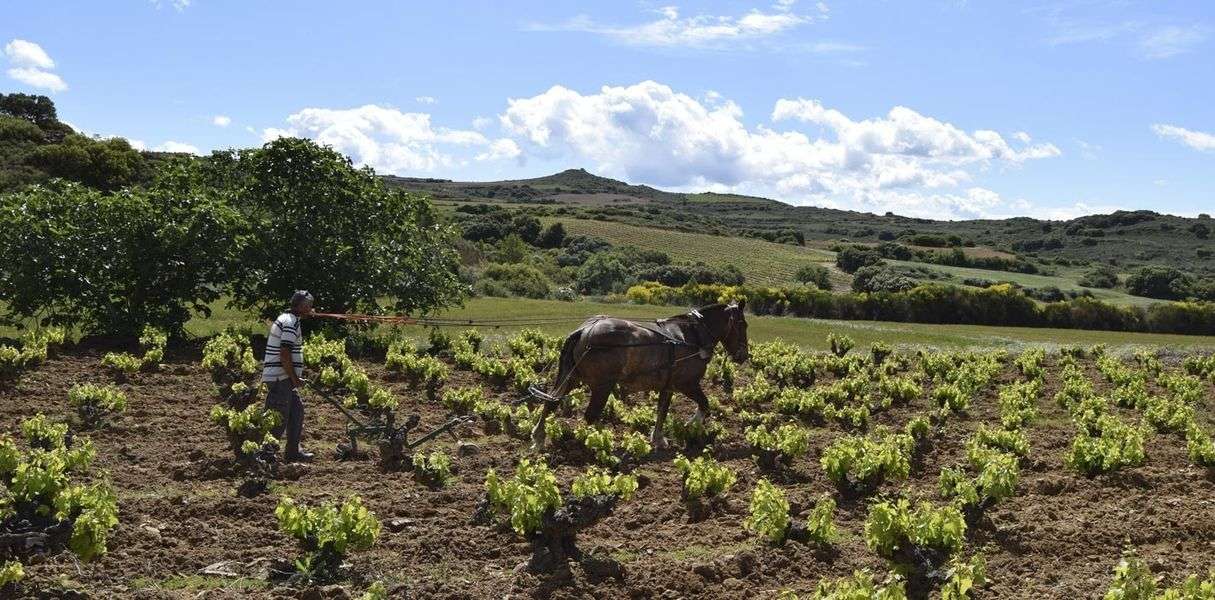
[3,1,1213,220]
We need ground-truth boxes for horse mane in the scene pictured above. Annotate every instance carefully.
[664,303,729,323]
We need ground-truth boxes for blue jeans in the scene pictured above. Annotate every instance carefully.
[266,379,304,456]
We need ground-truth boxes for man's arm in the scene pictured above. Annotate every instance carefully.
[280,344,303,388]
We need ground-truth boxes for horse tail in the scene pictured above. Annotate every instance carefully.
[552,328,583,396]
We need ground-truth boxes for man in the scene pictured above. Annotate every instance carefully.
[263,290,315,462]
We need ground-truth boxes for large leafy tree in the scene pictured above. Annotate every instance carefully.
[0,172,240,335]
[223,137,465,318]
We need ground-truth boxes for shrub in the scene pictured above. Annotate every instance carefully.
[835,247,884,274]
[852,266,916,293]
[1125,266,1195,300]
[822,431,914,492]
[864,499,966,558]
[67,384,128,428]
[673,454,736,499]
[483,459,562,536]
[1066,415,1147,474]
[1103,549,1157,600]
[575,424,618,466]
[0,416,118,568]
[441,386,484,414]
[201,331,260,407]
[810,570,907,600]
[804,494,837,545]
[0,180,239,336]
[828,332,855,357]
[101,325,167,377]
[275,495,380,582]
[570,467,638,500]
[941,554,987,600]
[475,263,552,299]
[795,264,832,290]
[411,449,454,486]
[209,403,281,460]
[745,423,811,466]
[744,479,790,543]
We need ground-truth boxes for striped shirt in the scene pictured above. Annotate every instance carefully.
[262,312,304,382]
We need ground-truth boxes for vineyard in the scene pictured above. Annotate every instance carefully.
[1,326,1215,599]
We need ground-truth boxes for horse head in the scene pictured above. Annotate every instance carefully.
[718,300,749,364]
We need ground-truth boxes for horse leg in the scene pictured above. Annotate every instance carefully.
[651,389,672,450]
[684,385,711,429]
[584,383,613,424]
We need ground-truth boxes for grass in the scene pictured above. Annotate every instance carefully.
[11,296,1213,352]
[432,297,1215,351]
[548,217,840,287]
[887,259,1154,307]
[543,217,1155,307]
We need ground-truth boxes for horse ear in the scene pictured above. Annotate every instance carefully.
[736,298,746,312]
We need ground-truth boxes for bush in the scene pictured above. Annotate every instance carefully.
[570,467,638,500]
[67,384,127,428]
[795,264,832,289]
[101,325,167,378]
[275,495,380,582]
[0,415,119,568]
[852,266,915,293]
[836,247,884,274]
[821,431,913,492]
[475,263,552,299]
[744,479,790,543]
[210,403,281,460]
[202,331,261,407]
[810,570,907,599]
[864,498,966,558]
[576,253,632,294]
[0,180,239,336]
[1125,266,1195,300]
[483,458,562,536]
[673,454,737,499]
[1079,266,1120,289]
[411,449,454,486]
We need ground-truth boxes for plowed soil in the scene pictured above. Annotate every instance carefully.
[2,343,1214,599]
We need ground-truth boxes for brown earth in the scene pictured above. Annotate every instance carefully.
[1,344,1214,599]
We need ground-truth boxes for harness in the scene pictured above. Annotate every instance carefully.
[533,306,739,408]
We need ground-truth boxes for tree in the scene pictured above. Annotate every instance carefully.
[1078,266,1119,289]
[1125,266,1195,300]
[835,247,884,274]
[494,234,530,264]
[576,253,631,295]
[0,93,58,128]
[25,134,146,191]
[0,175,240,335]
[536,222,567,248]
[851,266,915,293]
[511,213,542,244]
[795,264,832,290]
[221,138,464,319]
[1190,223,1210,239]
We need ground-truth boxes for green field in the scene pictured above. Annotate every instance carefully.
[550,217,845,287]
[546,218,1153,307]
[437,298,1215,351]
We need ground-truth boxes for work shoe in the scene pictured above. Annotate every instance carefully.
[285,450,315,463]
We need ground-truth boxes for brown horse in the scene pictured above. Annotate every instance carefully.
[530,301,750,451]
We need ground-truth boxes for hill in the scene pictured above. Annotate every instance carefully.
[386,168,1214,278]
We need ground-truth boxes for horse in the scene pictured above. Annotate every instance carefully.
[530,301,750,451]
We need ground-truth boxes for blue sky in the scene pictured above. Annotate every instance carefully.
[3,1,1213,220]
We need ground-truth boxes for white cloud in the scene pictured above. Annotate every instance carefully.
[497,81,1061,219]
[1138,25,1208,59]
[1152,123,1215,151]
[528,2,821,49]
[476,138,523,162]
[471,116,493,130]
[212,115,231,127]
[154,141,202,154]
[4,39,54,69]
[4,39,67,92]
[415,96,437,104]
[6,67,67,92]
[262,104,518,173]
[151,0,192,11]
